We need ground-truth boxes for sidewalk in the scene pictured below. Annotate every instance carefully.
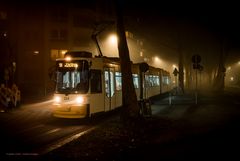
[0,94,52,113]
[132,90,240,160]
[21,94,53,104]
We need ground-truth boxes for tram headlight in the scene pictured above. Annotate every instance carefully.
[75,96,84,104]
[54,96,61,104]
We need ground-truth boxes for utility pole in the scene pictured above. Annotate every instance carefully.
[178,46,184,94]
[192,54,202,105]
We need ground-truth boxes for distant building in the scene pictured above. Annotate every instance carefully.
[125,31,145,63]
[1,1,115,98]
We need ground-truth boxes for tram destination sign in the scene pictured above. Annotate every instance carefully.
[58,62,78,68]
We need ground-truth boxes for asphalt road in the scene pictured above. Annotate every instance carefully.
[0,100,94,157]
[0,87,240,160]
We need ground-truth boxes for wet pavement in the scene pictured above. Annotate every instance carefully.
[1,88,240,160]
[120,89,240,160]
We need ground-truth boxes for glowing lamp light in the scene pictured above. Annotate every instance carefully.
[108,34,118,45]
[144,57,149,62]
[33,51,39,55]
[76,96,84,104]
[154,56,160,62]
[230,77,234,81]
[65,56,71,61]
[54,96,61,103]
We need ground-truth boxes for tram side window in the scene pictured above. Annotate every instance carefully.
[104,70,115,97]
[162,76,170,85]
[115,72,122,90]
[132,74,139,88]
[90,69,102,93]
[146,75,154,87]
[153,75,160,86]
[149,75,154,87]
[145,75,150,87]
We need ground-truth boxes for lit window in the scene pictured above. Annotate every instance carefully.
[105,71,115,97]
[162,76,170,85]
[153,75,160,86]
[132,74,139,88]
[115,72,122,90]
[50,49,68,60]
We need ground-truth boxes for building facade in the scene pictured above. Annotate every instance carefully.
[1,1,148,100]
[1,1,115,99]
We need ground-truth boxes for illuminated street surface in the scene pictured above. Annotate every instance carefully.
[116,88,240,160]
[0,88,240,160]
[0,100,96,155]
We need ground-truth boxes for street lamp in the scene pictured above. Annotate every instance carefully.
[172,64,177,69]
[108,34,118,45]
[151,56,162,68]
[173,68,179,88]
[104,34,119,57]
[154,56,160,62]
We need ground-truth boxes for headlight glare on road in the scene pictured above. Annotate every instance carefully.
[54,96,61,103]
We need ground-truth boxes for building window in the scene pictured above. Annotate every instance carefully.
[73,15,94,28]
[125,31,133,39]
[50,29,68,40]
[50,29,58,39]
[137,40,143,46]
[59,29,67,40]
[50,8,68,23]
[73,15,82,27]
[50,49,68,60]
[0,11,7,20]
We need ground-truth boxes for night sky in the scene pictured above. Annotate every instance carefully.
[123,0,240,40]
[3,0,240,64]
[121,0,240,66]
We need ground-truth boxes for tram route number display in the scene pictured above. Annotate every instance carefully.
[58,62,78,68]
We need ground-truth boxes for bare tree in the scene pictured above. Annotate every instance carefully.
[213,39,227,91]
[115,0,140,121]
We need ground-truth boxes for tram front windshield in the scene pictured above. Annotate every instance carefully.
[56,60,89,94]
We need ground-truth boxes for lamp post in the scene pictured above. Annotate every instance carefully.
[173,67,179,93]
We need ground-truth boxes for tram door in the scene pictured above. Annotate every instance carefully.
[104,68,116,111]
